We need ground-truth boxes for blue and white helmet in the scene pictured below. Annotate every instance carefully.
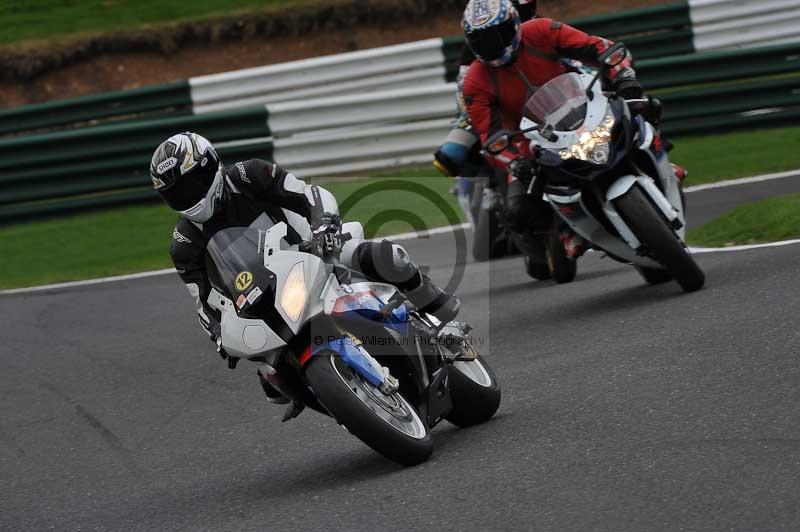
[463,0,522,67]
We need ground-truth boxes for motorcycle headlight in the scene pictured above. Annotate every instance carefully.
[560,113,616,164]
[280,262,307,323]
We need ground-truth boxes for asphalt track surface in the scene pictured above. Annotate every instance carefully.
[2,180,800,532]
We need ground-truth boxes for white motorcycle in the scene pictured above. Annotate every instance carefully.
[485,44,704,292]
[204,186,500,466]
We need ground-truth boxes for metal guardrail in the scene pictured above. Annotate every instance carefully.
[189,39,448,114]
[0,81,191,137]
[274,118,453,177]
[266,85,455,137]
[4,2,800,223]
[639,41,800,89]
[690,0,800,51]
[0,108,270,206]
[0,3,697,137]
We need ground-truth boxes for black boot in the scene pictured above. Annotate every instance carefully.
[353,240,461,323]
[405,275,461,324]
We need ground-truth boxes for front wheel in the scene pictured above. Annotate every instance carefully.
[305,353,433,466]
[444,349,501,427]
[635,265,672,285]
[523,236,551,280]
[614,186,705,293]
[473,207,506,262]
[547,227,577,284]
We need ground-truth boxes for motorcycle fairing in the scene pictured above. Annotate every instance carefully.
[221,302,286,358]
[331,291,409,334]
[546,187,659,267]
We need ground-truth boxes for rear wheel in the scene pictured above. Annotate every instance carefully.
[305,353,433,466]
[614,186,705,293]
[444,348,501,428]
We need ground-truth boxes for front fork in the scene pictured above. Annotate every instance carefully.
[604,175,685,251]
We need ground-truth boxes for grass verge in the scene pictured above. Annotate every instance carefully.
[670,126,800,185]
[0,0,310,46]
[686,194,800,248]
[0,176,461,290]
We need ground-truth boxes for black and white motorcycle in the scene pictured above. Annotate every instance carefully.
[204,187,500,466]
[485,44,704,292]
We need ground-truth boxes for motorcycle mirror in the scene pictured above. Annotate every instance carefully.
[599,42,628,68]
[586,42,628,100]
[484,130,512,155]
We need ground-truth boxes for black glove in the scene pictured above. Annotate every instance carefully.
[613,76,644,100]
[311,214,343,257]
[508,157,536,184]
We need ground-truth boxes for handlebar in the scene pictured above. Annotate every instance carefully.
[301,214,348,259]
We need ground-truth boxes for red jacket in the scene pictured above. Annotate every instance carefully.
[462,18,633,168]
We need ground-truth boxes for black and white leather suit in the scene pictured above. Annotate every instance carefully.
[169,159,456,340]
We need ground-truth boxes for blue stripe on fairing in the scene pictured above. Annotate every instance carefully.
[313,336,386,387]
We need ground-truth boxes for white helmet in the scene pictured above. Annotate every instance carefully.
[150,132,223,223]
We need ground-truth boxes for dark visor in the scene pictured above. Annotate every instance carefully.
[158,165,218,212]
[466,19,517,61]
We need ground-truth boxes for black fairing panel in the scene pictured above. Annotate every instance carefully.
[539,98,634,187]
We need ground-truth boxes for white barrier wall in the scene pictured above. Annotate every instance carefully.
[273,118,452,176]
[690,0,800,50]
[266,84,456,137]
[189,39,448,113]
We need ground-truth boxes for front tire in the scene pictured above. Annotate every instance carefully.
[473,207,506,262]
[547,227,577,284]
[445,352,501,427]
[524,236,551,280]
[305,353,433,466]
[635,265,672,285]
[614,186,705,292]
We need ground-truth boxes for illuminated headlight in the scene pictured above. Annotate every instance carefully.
[280,262,307,322]
[560,113,616,164]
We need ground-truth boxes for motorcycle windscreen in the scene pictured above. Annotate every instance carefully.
[524,73,588,131]
[206,227,276,313]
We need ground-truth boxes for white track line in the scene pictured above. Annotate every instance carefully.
[3,171,798,295]
[0,269,176,295]
[381,222,471,242]
[0,224,473,295]
[684,169,800,193]
[690,239,800,253]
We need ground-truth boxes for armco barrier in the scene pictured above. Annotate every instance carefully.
[273,118,453,177]
[193,68,447,115]
[0,108,271,207]
[690,0,800,51]
[4,1,800,223]
[572,2,691,38]
[0,2,701,136]
[189,39,448,114]
[638,41,800,89]
[0,81,191,137]
[0,108,270,173]
[660,77,800,123]
[266,85,455,138]
[5,1,800,140]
